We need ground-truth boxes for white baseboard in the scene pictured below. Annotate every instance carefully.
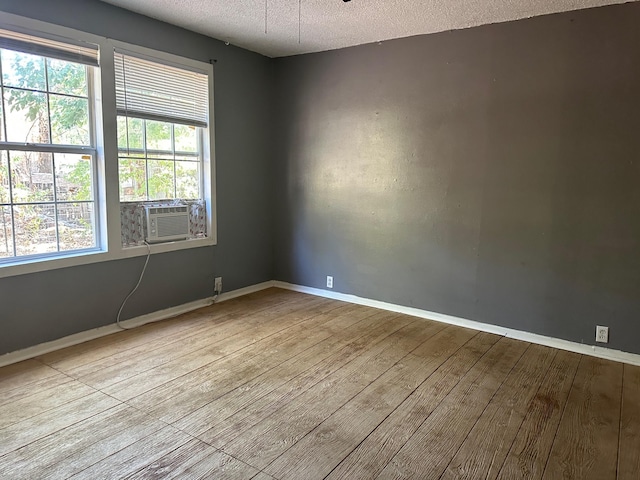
[6,279,637,369]
[0,281,276,368]
[273,281,640,367]
[215,281,275,303]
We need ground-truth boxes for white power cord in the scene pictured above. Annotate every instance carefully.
[116,241,152,330]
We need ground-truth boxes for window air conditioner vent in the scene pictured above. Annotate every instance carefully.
[145,205,189,243]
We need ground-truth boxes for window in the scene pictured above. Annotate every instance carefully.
[0,16,215,277]
[0,28,99,261]
[114,50,210,246]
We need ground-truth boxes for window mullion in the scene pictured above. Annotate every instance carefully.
[0,143,96,154]
[0,52,8,142]
[43,61,61,253]
[143,119,149,201]
[0,203,10,256]
[0,52,15,257]
[52,152,61,252]
[171,123,177,199]
[173,159,177,199]
[44,60,53,146]
[198,128,204,199]
[0,85,86,100]
[10,205,16,257]
[5,152,17,257]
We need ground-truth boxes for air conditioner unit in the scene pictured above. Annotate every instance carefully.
[145,205,190,243]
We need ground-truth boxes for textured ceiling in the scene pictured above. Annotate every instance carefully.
[99,0,635,57]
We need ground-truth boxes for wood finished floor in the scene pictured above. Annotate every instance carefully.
[1,287,638,479]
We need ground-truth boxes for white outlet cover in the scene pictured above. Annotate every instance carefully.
[595,325,609,343]
[327,276,333,289]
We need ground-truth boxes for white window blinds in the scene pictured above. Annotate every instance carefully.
[114,50,209,127]
[0,27,99,66]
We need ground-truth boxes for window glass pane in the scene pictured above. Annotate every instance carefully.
[1,50,46,90]
[0,152,9,204]
[174,124,198,153]
[119,158,147,201]
[46,59,87,96]
[10,151,54,203]
[147,160,175,200]
[117,116,144,151]
[0,206,13,258]
[118,117,204,213]
[55,153,92,202]
[4,88,50,143]
[175,161,200,199]
[50,94,90,145]
[58,202,95,251]
[13,203,57,256]
[145,120,171,151]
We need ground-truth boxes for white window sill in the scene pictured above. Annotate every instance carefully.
[0,236,215,280]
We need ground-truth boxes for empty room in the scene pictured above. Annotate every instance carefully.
[0,0,639,478]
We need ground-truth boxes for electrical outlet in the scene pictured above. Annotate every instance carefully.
[595,325,609,343]
[326,276,333,289]
[214,277,223,295]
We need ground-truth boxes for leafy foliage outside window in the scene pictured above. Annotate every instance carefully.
[117,116,201,202]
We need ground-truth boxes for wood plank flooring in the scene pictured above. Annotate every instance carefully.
[0,287,638,479]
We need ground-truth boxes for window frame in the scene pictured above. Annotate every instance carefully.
[0,13,216,280]
[0,53,100,261]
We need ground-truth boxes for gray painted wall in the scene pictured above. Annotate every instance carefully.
[3,0,639,358]
[0,0,274,354]
[273,3,640,354]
